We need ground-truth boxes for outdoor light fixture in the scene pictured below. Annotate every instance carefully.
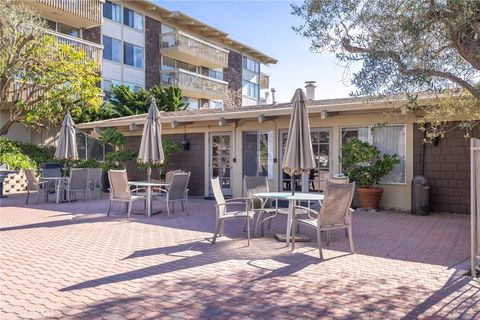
[320,110,328,120]
[171,120,179,129]
[181,126,190,151]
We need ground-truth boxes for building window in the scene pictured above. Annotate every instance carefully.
[124,42,143,68]
[45,20,80,38]
[341,125,406,184]
[209,70,224,81]
[243,131,274,180]
[183,97,199,110]
[209,100,223,110]
[243,80,259,99]
[102,79,121,100]
[103,36,122,63]
[124,82,143,92]
[103,1,121,23]
[242,56,260,73]
[123,8,143,30]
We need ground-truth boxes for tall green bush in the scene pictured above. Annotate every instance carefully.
[340,138,400,188]
[0,137,54,170]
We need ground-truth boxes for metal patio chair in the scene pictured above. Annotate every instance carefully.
[244,175,286,236]
[211,177,255,245]
[154,172,190,217]
[24,169,56,205]
[292,182,356,259]
[65,168,90,202]
[107,170,146,219]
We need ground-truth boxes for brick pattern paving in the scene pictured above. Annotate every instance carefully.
[0,194,479,319]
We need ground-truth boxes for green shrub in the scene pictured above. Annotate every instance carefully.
[0,137,48,170]
[340,138,400,188]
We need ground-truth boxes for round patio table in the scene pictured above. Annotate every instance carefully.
[253,192,324,246]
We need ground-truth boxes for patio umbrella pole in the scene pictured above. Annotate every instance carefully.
[291,175,295,195]
[147,166,152,182]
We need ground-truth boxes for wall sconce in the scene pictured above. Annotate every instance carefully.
[94,126,104,134]
[320,110,328,120]
[181,135,190,151]
[181,126,190,151]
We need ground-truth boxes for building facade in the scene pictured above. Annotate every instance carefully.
[99,0,276,110]
[78,91,480,214]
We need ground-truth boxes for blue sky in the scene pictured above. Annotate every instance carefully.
[159,0,357,103]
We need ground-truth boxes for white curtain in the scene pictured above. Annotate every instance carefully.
[371,125,406,183]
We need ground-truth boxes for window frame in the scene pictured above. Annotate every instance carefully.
[102,35,122,63]
[242,80,259,100]
[123,42,144,68]
[243,130,274,180]
[123,7,143,31]
[103,0,122,23]
[339,124,407,185]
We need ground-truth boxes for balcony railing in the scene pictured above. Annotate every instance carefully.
[160,69,228,100]
[31,0,103,26]
[46,30,103,66]
[160,31,229,69]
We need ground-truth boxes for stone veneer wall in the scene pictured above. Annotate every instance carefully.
[82,26,101,44]
[413,123,480,214]
[145,16,162,89]
[125,133,205,196]
[3,172,27,194]
[223,51,242,109]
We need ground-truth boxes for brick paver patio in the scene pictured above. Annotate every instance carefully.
[1,193,479,319]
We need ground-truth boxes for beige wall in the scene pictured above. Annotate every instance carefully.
[116,110,416,210]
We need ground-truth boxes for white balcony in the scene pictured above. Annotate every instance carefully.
[47,30,103,66]
[160,69,228,101]
[19,0,103,28]
[160,31,229,69]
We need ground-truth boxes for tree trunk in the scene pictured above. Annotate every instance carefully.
[0,120,14,135]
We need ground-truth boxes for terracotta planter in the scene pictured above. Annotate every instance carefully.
[358,187,383,209]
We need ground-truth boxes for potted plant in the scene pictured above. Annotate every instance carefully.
[340,138,400,209]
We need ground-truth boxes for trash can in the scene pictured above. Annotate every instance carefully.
[411,176,429,215]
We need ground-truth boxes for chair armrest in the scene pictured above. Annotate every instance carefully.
[152,187,168,193]
[215,201,249,207]
[295,205,319,219]
[225,197,250,202]
[130,187,147,193]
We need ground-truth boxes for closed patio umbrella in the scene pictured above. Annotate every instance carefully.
[282,88,315,194]
[55,112,78,161]
[138,100,164,182]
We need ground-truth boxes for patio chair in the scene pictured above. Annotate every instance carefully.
[153,172,190,217]
[244,175,285,236]
[165,170,184,182]
[65,168,90,202]
[40,165,61,178]
[328,176,349,184]
[107,170,146,219]
[24,169,56,205]
[211,177,255,245]
[292,182,356,259]
[87,168,103,200]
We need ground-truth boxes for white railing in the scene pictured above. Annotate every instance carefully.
[471,138,480,279]
[46,30,103,66]
[160,69,228,100]
[160,31,229,69]
[33,0,103,24]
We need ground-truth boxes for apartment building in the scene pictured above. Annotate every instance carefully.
[99,0,277,109]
